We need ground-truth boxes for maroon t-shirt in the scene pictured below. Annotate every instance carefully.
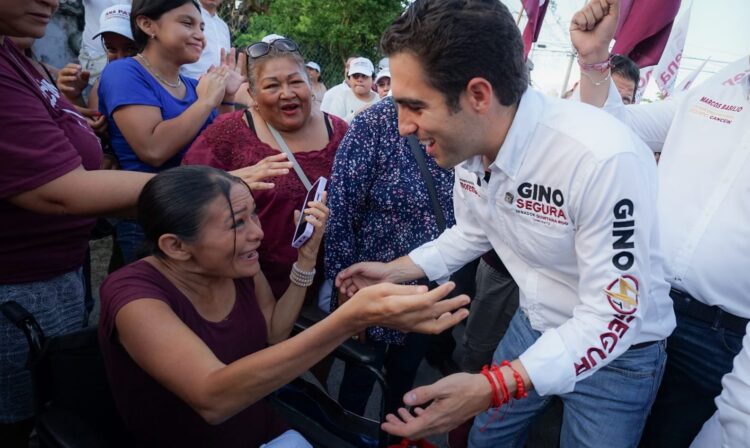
[0,38,102,284]
[183,111,347,297]
[99,261,287,447]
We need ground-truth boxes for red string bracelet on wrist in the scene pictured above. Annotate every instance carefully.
[501,360,529,399]
[479,363,511,433]
[490,364,510,404]
[480,365,501,408]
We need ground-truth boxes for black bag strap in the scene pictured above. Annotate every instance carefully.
[406,134,446,233]
[391,97,447,232]
[323,112,333,139]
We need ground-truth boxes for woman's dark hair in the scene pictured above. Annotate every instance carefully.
[130,0,201,52]
[381,0,528,112]
[137,166,250,259]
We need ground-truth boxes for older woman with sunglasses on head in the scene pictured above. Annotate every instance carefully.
[97,0,243,264]
[184,36,348,299]
[98,165,469,447]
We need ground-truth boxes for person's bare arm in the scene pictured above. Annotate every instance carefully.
[112,69,228,168]
[570,0,619,106]
[8,166,152,217]
[113,101,215,168]
[116,282,470,424]
[255,196,329,344]
[7,158,292,219]
[88,77,100,111]
[335,255,427,298]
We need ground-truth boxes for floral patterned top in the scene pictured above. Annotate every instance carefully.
[325,98,455,344]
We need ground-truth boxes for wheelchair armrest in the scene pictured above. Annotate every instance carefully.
[1,300,34,326]
[270,377,380,448]
[1,300,45,359]
[295,305,380,366]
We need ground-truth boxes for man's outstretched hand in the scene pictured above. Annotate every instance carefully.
[381,373,491,439]
[336,262,395,298]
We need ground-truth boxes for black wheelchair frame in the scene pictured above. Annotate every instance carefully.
[1,301,390,448]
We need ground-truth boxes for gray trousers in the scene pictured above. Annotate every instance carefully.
[461,258,519,373]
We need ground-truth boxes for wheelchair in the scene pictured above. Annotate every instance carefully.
[1,301,390,448]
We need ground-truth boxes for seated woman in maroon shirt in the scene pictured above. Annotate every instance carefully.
[98,166,470,447]
[183,37,348,298]
[0,5,293,446]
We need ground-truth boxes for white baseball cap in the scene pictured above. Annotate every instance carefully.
[305,61,321,72]
[375,70,391,84]
[348,57,374,77]
[378,57,389,71]
[262,33,286,44]
[93,4,133,41]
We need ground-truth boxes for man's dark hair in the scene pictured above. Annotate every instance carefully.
[130,0,201,52]
[381,0,528,112]
[138,165,250,259]
[611,54,640,102]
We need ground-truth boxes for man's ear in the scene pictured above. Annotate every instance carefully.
[464,77,494,113]
[158,234,192,261]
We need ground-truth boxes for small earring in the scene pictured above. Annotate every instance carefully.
[150,34,155,39]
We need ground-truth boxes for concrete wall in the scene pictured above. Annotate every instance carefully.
[33,0,84,68]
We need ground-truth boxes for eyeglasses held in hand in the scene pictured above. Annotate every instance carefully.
[246,39,299,59]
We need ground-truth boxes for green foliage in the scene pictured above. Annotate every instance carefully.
[231,0,405,86]
[219,0,272,36]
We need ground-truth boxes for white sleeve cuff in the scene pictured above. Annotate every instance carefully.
[519,328,575,396]
[409,242,451,284]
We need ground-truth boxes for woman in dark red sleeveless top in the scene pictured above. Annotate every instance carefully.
[99,166,470,447]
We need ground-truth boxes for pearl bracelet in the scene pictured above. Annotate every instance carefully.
[289,262,315,287]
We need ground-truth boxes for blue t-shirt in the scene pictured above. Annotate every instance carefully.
[98,57,217,172]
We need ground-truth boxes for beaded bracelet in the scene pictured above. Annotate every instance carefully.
[501,360,529,399]
[289,262,315,287]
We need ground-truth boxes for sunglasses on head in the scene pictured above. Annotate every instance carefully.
[245,39,299,59]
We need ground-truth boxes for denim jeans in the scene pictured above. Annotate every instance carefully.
[469,310,666,448]
[115,219,145,265]
[639,311,744,447]
[260,429,312,447]
[0,269,86,422]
